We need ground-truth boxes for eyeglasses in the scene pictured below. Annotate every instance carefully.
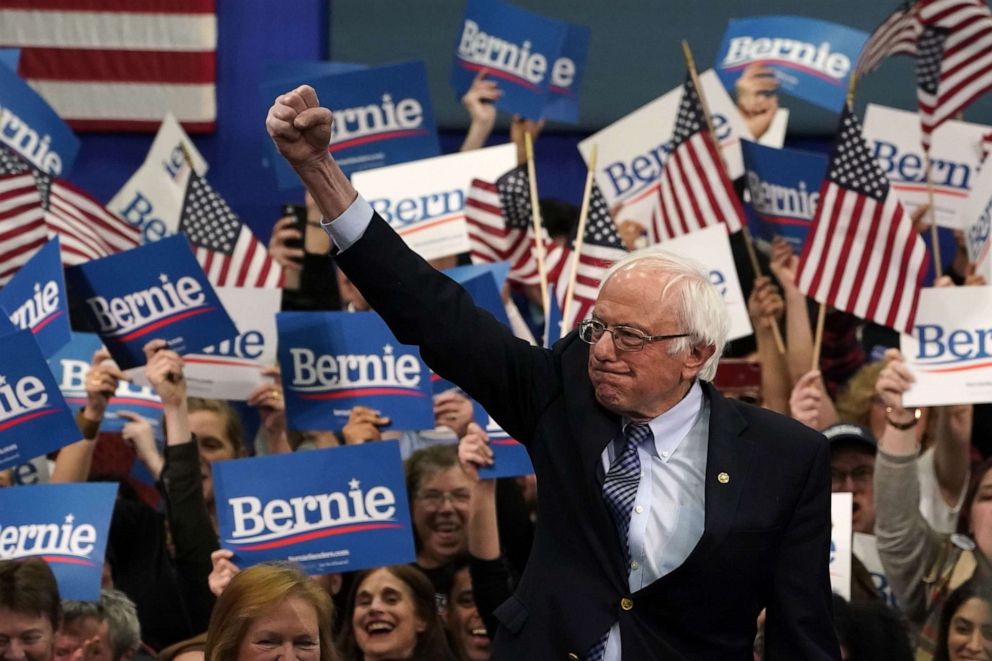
[577,319,689,352]
[831,466,874,488]
[416,489,472,509]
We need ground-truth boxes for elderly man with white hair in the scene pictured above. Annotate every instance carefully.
[266,84,839,661]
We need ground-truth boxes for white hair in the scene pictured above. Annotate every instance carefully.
[600,249,729,381]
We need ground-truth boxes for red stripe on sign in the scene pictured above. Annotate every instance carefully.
[298,388,425,400]
[18,49,215,83]
[31,310,63,333]
[0,0,214,13]
[40,555,96,566]
[234,522,403,551]
[921,360,992,373]
[183,356,260,368]
[328,129,429,153]
[0,408,57,431]
[116,306,215,342]
[65,119,216,134]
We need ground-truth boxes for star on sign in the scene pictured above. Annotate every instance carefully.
[65,514,75,524]
[349,478,361,491]
[0,375,6,387]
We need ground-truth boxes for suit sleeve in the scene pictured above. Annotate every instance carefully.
[763,437,842,660]
[332,213,558,445]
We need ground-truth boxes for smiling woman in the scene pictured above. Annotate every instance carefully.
[339,565,456,661]
[204,562,340,661]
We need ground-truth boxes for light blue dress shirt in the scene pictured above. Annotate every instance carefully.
[600,381,708,661]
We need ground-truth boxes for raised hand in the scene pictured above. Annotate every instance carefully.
[458,422,494,481]
[265,84,333,171]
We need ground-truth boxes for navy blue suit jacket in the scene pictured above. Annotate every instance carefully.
[335,213,840,660]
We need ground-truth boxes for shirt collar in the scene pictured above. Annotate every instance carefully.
[628,381,704,463]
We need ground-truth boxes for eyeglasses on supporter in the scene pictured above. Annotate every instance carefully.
[416,489,472,508]
[830,466,874,487]
[577,319,690,352]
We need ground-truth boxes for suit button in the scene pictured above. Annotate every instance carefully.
[621,597,634,611]
[568,654,579,660]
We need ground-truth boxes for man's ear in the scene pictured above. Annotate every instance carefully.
[682,343,715,380]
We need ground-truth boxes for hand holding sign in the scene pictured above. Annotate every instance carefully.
[462,70,501,140]
[458,422,494,481]
[342,406,390,445]
[85,349,124,421]
[266,85,333,172]
[247,366,288,453]
[769,237,801,297]
[876,349,917,422]
[434,391,474,438]
[734,63,779,141]
[143,340,186,408]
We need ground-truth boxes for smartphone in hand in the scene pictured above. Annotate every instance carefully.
[281,203,307,254]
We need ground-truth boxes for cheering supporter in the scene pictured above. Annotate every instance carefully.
[933,579,992,661]
[204,562,340,661]
[0,559,61,661]
[405,445,475,606]
[44,350,206,650]
[873,348,983,656]
[56,590,145,661]
[338,566,457,661]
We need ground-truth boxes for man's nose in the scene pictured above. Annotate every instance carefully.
[592,330,617,361]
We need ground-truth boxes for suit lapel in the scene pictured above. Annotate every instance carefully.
[695,382,753,558]
[561,337,621,485]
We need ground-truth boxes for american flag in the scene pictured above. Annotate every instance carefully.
[555,183,628,332]
[465,178,507,264]
[490,166,568,286]
[0,0,217,133]
[796,106,928,334]
[179,171,282,288]
[0,144,141,266]
[0,173,46,285]
[653,75,745,243]
[916,0,992,151]
[854,2,922,78]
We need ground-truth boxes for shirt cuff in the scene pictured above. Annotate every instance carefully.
[320,194,374,252]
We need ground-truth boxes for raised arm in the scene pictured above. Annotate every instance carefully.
[460,70,501,152]
[51,349,123,483]
[747,276,790,414]
[873,348,944,623]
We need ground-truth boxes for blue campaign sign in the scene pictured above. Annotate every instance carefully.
[0,482,117,600]
[444,261,511,292]
[715,16,868,112]
[542,23,590,124]
[452,0,570,120]
[0,62,79,176]
[0,238,71,358]
[278,311,435,432]
[262,60,439,186]
[476,413,534,479]
[741,140,827,254]
[0,330,81,471]
[0,49,19,71]
[47,332,164,440]
[214,440,415,574]
[65,235,238,370]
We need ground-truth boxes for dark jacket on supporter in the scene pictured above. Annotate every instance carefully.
[334,213,840,660]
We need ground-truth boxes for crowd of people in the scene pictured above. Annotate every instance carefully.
[1,66,991,661]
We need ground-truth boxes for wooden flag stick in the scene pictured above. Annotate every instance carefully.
[924,153,943,277]
[682,39,785,354]
[811,302,827,374]
[561,145,598,339]
[524,131,550,319]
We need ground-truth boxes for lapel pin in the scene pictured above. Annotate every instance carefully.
[718,472,730,484]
